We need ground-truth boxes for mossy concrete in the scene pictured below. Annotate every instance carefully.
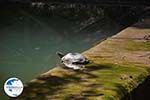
[12,18,150,100]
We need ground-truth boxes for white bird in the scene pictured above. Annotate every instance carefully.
[56,52,89,70]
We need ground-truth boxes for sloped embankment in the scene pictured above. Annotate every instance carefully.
[13,18,150,100]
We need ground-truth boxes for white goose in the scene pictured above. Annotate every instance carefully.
[56,52,89,70]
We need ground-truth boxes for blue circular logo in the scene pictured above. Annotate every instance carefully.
[4,77,24,97]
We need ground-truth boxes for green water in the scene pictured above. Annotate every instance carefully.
[0,7,120,99]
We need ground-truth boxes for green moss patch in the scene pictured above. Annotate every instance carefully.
[16,63,149,100]
[125,40,150,51]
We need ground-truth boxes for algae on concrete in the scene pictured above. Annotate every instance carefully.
[12,63,149,100]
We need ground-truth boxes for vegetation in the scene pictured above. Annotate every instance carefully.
[125,40,150,51]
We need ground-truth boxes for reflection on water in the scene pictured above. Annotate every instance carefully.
[0,6,120,99]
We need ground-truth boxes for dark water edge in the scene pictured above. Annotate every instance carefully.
[122,76,150,100]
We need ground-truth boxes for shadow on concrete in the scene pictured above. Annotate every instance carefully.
[11,63,112,99]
